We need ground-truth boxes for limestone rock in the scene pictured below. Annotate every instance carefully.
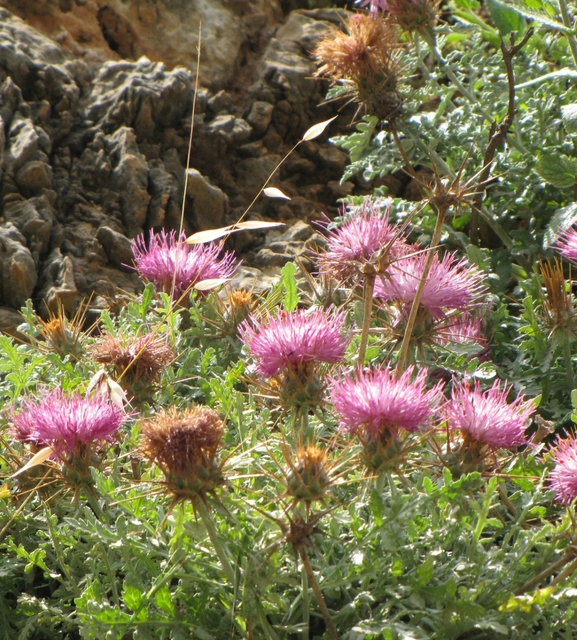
[105,127,150,235]
[0,223,38,308]
[36,249,78,316]
[85,57,192,139]
[246,100,274,134]
[15,160,53,194]
[2,1,284,88]
[96,226,134,269]
[185,169,228,232]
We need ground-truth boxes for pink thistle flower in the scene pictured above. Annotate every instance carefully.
[316,199,404,283]
[356,0,389,15]
[445,380,535,450]
[554,227,577,262]
[547,434,577,505]
[433,312,485,347]
[238,307,350,378]
[132,230,239,300]
[330,365,441,439]
[11,388,126,454]
[374,251,487,319]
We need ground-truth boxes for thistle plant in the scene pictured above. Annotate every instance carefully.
[132,229,239,302]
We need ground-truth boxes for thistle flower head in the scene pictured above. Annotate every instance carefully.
[316,199,404,283]
[374,251,487,319]
[554,227,577,263]
[330,365,441,439]
[539,259,577,339]
[445,379,535,451]
[284,444,332,505]
[314,13,402,119]
[132,230,239,301]
[547,434,577,505]
[91,332,174,388]
[11,388,126,454]
[238,307,350,378]
[140,406,225,500]
[431,312,486,351]
[357,0,441,35]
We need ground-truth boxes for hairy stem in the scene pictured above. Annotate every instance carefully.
[558,0,577,69]
[196,499,236,584]
[358,269,376,367]
[299,548,339,640]
[397,206,447,371]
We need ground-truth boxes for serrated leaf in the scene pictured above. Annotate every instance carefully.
[281,262,298,312]
[562,104,577,134]
[11,446,54,477]
[263,187,291,200]
[544,203,577,248]
[123,584,143,612]
[502,2,571,31]
[486,0,525,35]
[535,153,577,188]
[155,585,175,616]
[301,116,337,141]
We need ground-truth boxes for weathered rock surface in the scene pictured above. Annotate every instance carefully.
[0,2,380,334]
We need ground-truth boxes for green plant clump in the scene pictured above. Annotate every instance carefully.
[4,0,577,638]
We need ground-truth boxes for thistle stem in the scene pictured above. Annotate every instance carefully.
[196,499,236,584]
[558,0,577,69]
[301,560,310,640]
[563,332,575,390]
[358,270,376,367]
[397,207,446,371]
[515,552,573,595]
[299,548,339,640]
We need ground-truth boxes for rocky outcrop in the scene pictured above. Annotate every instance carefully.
[0,3,374,334]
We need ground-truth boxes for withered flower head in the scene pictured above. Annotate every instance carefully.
[284,445,332,505]
[91,333,174,388]
[314,13,403,119]
[539,259,577,340]
[140,406,225,501]
[358,0,441,36]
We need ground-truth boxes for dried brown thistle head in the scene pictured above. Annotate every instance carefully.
[91,332,174,392]
[540,259,577,340]
[384,0,442,37]
[140,406,226,501]
[314,13,403,120]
